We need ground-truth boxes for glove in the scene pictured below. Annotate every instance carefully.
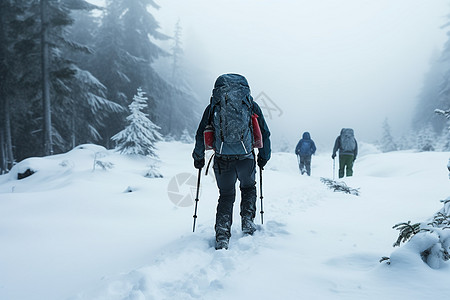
[257,156,268,169]
[194,158,205,169]
[332,154,336,159]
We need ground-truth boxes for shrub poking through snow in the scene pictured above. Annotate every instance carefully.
[320,177,360,196]
[379,256,391,264]
[95,160,114,171]
[392,221,423,247]
[383,197,450,268]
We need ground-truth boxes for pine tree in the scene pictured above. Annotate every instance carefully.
[435,109,450,150]
[111,88,162,157]
[180,128,193,144]
[0,0,109,160]
[90,0,169,147]
[380,118,397,152]
[413,52,447,134]
[396,133,414,150]
[436,13,450,133]
[171,19,183,83]
[417,124,436,151]
[0,0,23,171]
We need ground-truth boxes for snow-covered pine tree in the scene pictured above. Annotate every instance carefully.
[171,19,183,83]
[437,109,450,150]
[180,128,193,144]
[380,118,397,152]
[413,51,447,134]
[111,88,162,157]
[416,124,436,151]
[396,133,414,150]
[90,0,170,147]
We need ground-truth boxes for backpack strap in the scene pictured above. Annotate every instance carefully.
[205,153,215,176]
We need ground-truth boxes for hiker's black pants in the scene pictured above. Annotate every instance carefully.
[213,157,256,237]
[298,155,312,175]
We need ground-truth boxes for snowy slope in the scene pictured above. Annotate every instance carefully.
[0,142,449,300]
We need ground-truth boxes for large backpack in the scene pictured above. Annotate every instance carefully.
[299,140,312,155]
[210,74,253,156]
[340,128,356,152]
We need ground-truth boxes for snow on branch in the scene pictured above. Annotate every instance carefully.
[320,177,360,196]
[382,197,450,269]
[435,109,450,119]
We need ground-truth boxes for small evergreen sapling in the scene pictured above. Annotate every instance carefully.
[392,221,423,247]
[383,198,450,268]
[111,88,162,157]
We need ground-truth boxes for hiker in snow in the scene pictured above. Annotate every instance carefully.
[332,128,358,178]
[295,132,316,176]
[192,73,271,250]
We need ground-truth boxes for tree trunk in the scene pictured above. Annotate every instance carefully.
[4,96,14,169]
[0,2,14,170]
[0,128,6,173]
[71,107,76,149]
[40,0,53,156]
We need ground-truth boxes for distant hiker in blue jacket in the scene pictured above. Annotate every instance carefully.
[295,132,316,176]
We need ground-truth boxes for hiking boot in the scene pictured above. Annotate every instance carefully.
[242,217,257,235]
[215,234,229,250]
[301,167,306,175]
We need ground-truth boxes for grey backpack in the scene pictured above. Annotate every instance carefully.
[340,128,356,152]
[210,74,253,156]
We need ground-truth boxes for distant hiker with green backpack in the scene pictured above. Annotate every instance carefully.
[332,128,358,178]
[192,73,271,250]
[295,132,316,176]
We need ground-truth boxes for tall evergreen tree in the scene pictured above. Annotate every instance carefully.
[90,1,200,142]
[435,13,450,131]
[435,109,450,150]
[416,124,436,152]
[11,0,119,158]
[380,118,397,152]
[171,19,183,82]
[111,88,162,157]
[0,0,23,171]
[413,52,447,134]
[90,0,169,147]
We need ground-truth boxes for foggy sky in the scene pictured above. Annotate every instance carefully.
[152,0,449,151]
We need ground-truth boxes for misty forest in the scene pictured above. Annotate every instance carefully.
[0,0,449,174]
[0,0,201,173]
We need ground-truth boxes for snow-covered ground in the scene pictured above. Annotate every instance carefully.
[0,142,449,300]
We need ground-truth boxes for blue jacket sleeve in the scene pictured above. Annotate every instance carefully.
[311,141,317,155]
[252,102,271,161]
[192,105,211,161]
[295,140,302,155]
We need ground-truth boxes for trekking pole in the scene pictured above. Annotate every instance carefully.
[259,167,264,225]
[332,158,336,181]
[192,168,202,232]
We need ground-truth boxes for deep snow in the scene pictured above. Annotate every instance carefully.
[0,142,449,300]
